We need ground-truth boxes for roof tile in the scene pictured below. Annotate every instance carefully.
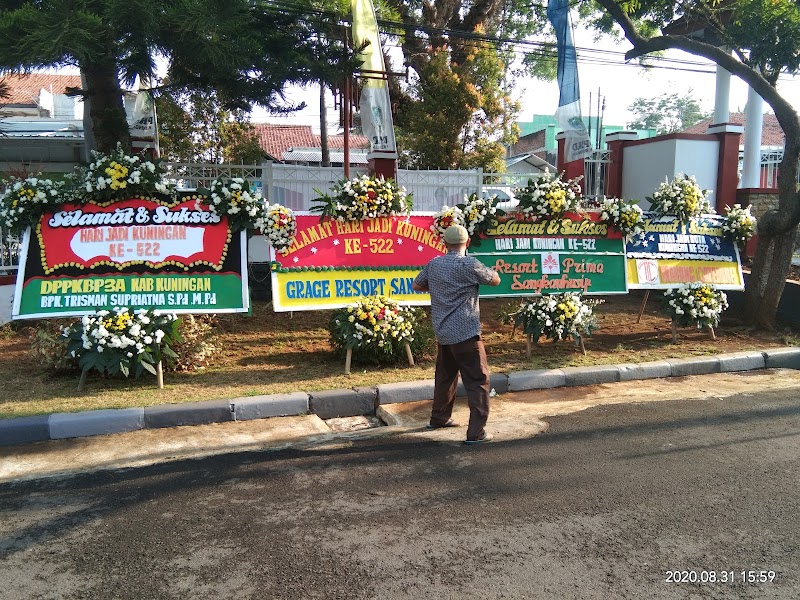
[252,123,369,161]
[683,112,785,147]
[1,73,82,106]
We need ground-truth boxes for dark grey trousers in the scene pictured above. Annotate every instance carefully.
[431,335,491,441]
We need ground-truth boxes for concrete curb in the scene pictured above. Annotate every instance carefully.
[49,408,144,440]
[2,347,800,446]
[232,392,310,421]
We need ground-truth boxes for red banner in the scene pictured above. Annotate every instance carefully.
[37,198,230,274]
[273,214,445,269]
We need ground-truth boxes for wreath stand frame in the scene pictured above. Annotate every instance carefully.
[344,342,414,375]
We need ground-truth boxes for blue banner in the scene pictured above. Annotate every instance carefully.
[547,0,592,163]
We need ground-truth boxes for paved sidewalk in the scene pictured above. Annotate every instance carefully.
[2,348,800,483]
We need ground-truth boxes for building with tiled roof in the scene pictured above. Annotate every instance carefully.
[684,112,785,148]
[1,73,81,117]
[252,123,370,164]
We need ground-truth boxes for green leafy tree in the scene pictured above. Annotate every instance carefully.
[0,0,353,153]
[591,0,800,328]
[627,91,710,133]
[156,91,264,164]
[397,43,518,171]
[384,1,529,170]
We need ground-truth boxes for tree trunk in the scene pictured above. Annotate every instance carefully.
[80,58,131,154]
[744,228,796,328]
[745,103,800,329]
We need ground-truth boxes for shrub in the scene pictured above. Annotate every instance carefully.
[28,319,79,372]
[167,314,220,371]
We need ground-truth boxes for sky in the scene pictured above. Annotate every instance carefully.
[257,24,800,133]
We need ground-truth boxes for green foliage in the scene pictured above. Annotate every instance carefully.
[28,320,78,372]
[0,0,355,151]
[0,175,65,236]
[627,91,710,134]
[166,314,220,371]
[311,175,411,221]
[662,284,729,329]
[396,45,518,171]
[29,313,220,374]
[727,0,800,83]
[156,89,265,164]
[196,177,268,233]
[499,294,603,342]
[63,308,180,379]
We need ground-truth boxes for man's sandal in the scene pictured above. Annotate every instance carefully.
[426,418,460,429]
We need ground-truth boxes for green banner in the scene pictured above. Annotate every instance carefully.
[471,211,628,296]
[476,253,627,295]
[17,273,246,316]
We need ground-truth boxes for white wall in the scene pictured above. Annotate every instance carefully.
[622,137,719,209]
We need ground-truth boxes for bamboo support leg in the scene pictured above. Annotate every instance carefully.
[579,336,586,356]
[156,361,164,389]
[637,290,650,324]
[707,325,716,340]
[526,334,532,358]
[344,348,352,375]
[77,368,89,392]
[671,320,678,344]
[404,342,415,367]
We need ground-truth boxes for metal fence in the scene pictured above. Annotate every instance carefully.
[583,149,612,204]
[162,162,545,212]
[0,226,20,276]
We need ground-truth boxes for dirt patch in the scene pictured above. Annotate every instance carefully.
[0,289,795,419]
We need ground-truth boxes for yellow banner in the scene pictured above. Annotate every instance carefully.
[272,269,429,311]
[627,258,744,290]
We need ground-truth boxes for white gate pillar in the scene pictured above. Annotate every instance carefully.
[740,87,764,189]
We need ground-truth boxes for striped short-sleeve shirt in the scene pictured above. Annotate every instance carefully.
[414,252,497,345]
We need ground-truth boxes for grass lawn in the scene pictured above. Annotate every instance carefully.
[0,291,794,420]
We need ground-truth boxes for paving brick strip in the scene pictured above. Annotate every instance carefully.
[2,347,799,448]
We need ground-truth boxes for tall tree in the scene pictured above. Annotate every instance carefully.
[156,91,264,164]
[384,0,537,170]
[396,42,518,171]
[627,91,710,134]
[589,0,800,328]
[0,0,353,153]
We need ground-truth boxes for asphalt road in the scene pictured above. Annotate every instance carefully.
[1,388,798,599]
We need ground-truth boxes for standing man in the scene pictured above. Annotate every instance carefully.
[412,224,501,444]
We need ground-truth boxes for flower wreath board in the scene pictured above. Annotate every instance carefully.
[13,196,250,319]
[466,211,629,296]
[625,213,744,291]
[268,212,442,312]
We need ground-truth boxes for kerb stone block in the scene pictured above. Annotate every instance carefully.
[49,408,144,440]
[145,399,233,429]
[563,365,620,387]
[718,351,766,372]
[763,347,800,369]
[0,415,50,446]
[377,380,434,404]
[310,388,376,419]
[617,361,672,382]
[668,356,721,377]
[507,369,565,392]
[232,392,309,421]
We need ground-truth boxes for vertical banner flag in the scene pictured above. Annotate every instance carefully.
[352,0,398,158]
[547,0,592,163]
